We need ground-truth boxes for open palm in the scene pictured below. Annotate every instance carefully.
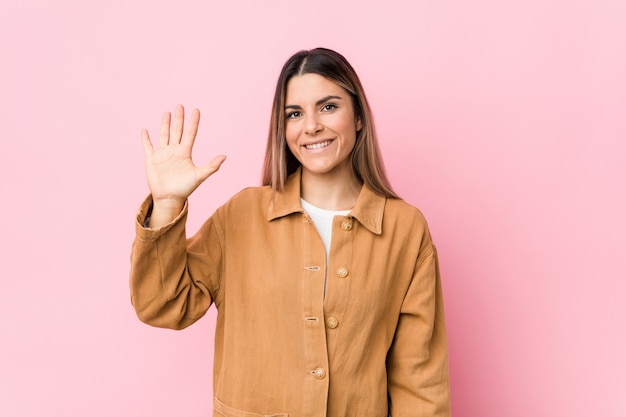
[142,105,226,204]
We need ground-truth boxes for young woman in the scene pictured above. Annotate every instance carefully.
[130,48,450,416]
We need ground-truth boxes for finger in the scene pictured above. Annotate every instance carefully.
[171,104,185,144]
[181,108,200,147]
[159,111,171,148]
[141,129,154,158]
[196,155,227,182]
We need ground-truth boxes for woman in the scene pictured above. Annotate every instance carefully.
[130,48,450,416]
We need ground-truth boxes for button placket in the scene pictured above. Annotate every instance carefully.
[300,210,328,396]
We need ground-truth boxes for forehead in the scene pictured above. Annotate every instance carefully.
[285,73,348,102]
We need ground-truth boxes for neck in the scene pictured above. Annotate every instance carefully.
[300,168,362,210]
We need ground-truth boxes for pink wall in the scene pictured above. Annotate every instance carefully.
[1,1,624,416]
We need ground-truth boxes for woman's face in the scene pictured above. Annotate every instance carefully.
[284,73,362,179]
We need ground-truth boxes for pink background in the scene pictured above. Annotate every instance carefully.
[1,0,624,416]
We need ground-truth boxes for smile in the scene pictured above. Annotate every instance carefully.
[305,140,332,150]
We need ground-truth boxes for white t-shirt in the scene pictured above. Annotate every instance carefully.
[300,198,351,257]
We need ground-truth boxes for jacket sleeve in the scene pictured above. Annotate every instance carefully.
[129,196,223,330]
[386,245,451,416]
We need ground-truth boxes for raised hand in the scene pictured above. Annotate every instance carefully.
[141,105,226,228]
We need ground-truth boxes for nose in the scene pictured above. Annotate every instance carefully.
[303,113,323,135]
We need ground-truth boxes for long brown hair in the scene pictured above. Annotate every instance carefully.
[262,48,398,198]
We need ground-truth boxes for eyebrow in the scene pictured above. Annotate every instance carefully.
[285,95,343,110]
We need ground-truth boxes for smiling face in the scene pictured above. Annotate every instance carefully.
[284,73,362,181]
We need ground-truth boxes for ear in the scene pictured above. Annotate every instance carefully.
[356,117,362,132]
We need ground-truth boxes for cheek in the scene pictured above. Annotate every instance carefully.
[337,118,359,140]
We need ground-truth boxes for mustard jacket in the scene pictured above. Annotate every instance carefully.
[130,168,450,417]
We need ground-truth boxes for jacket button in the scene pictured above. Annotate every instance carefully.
[341,220,353,231]
[336,267,348,278]
[314,368,326,379]
[327,317,339,329]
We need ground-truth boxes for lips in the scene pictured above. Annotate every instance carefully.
[304,140,333,150]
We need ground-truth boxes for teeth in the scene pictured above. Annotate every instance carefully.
[305,140,331,150]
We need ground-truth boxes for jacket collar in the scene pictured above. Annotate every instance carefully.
[267,167,386,235]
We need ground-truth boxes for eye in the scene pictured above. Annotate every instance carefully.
[286,111,302,119]
[322,104,337,112]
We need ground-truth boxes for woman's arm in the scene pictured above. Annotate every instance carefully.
[130,197,224,330]
[386,246,451,416]
[129,105,226,329]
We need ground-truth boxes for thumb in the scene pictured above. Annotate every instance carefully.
[196,155,227,182]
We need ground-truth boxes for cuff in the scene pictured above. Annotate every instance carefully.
[134,195,188,241]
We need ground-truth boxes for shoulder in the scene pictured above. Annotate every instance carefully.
[384,197,429,228]
[231,184,272,200]
[383,197,436,253]
[215,185,272,217]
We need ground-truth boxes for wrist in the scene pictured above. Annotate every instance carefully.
[147,198,186,228]
[152,197,185,213]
